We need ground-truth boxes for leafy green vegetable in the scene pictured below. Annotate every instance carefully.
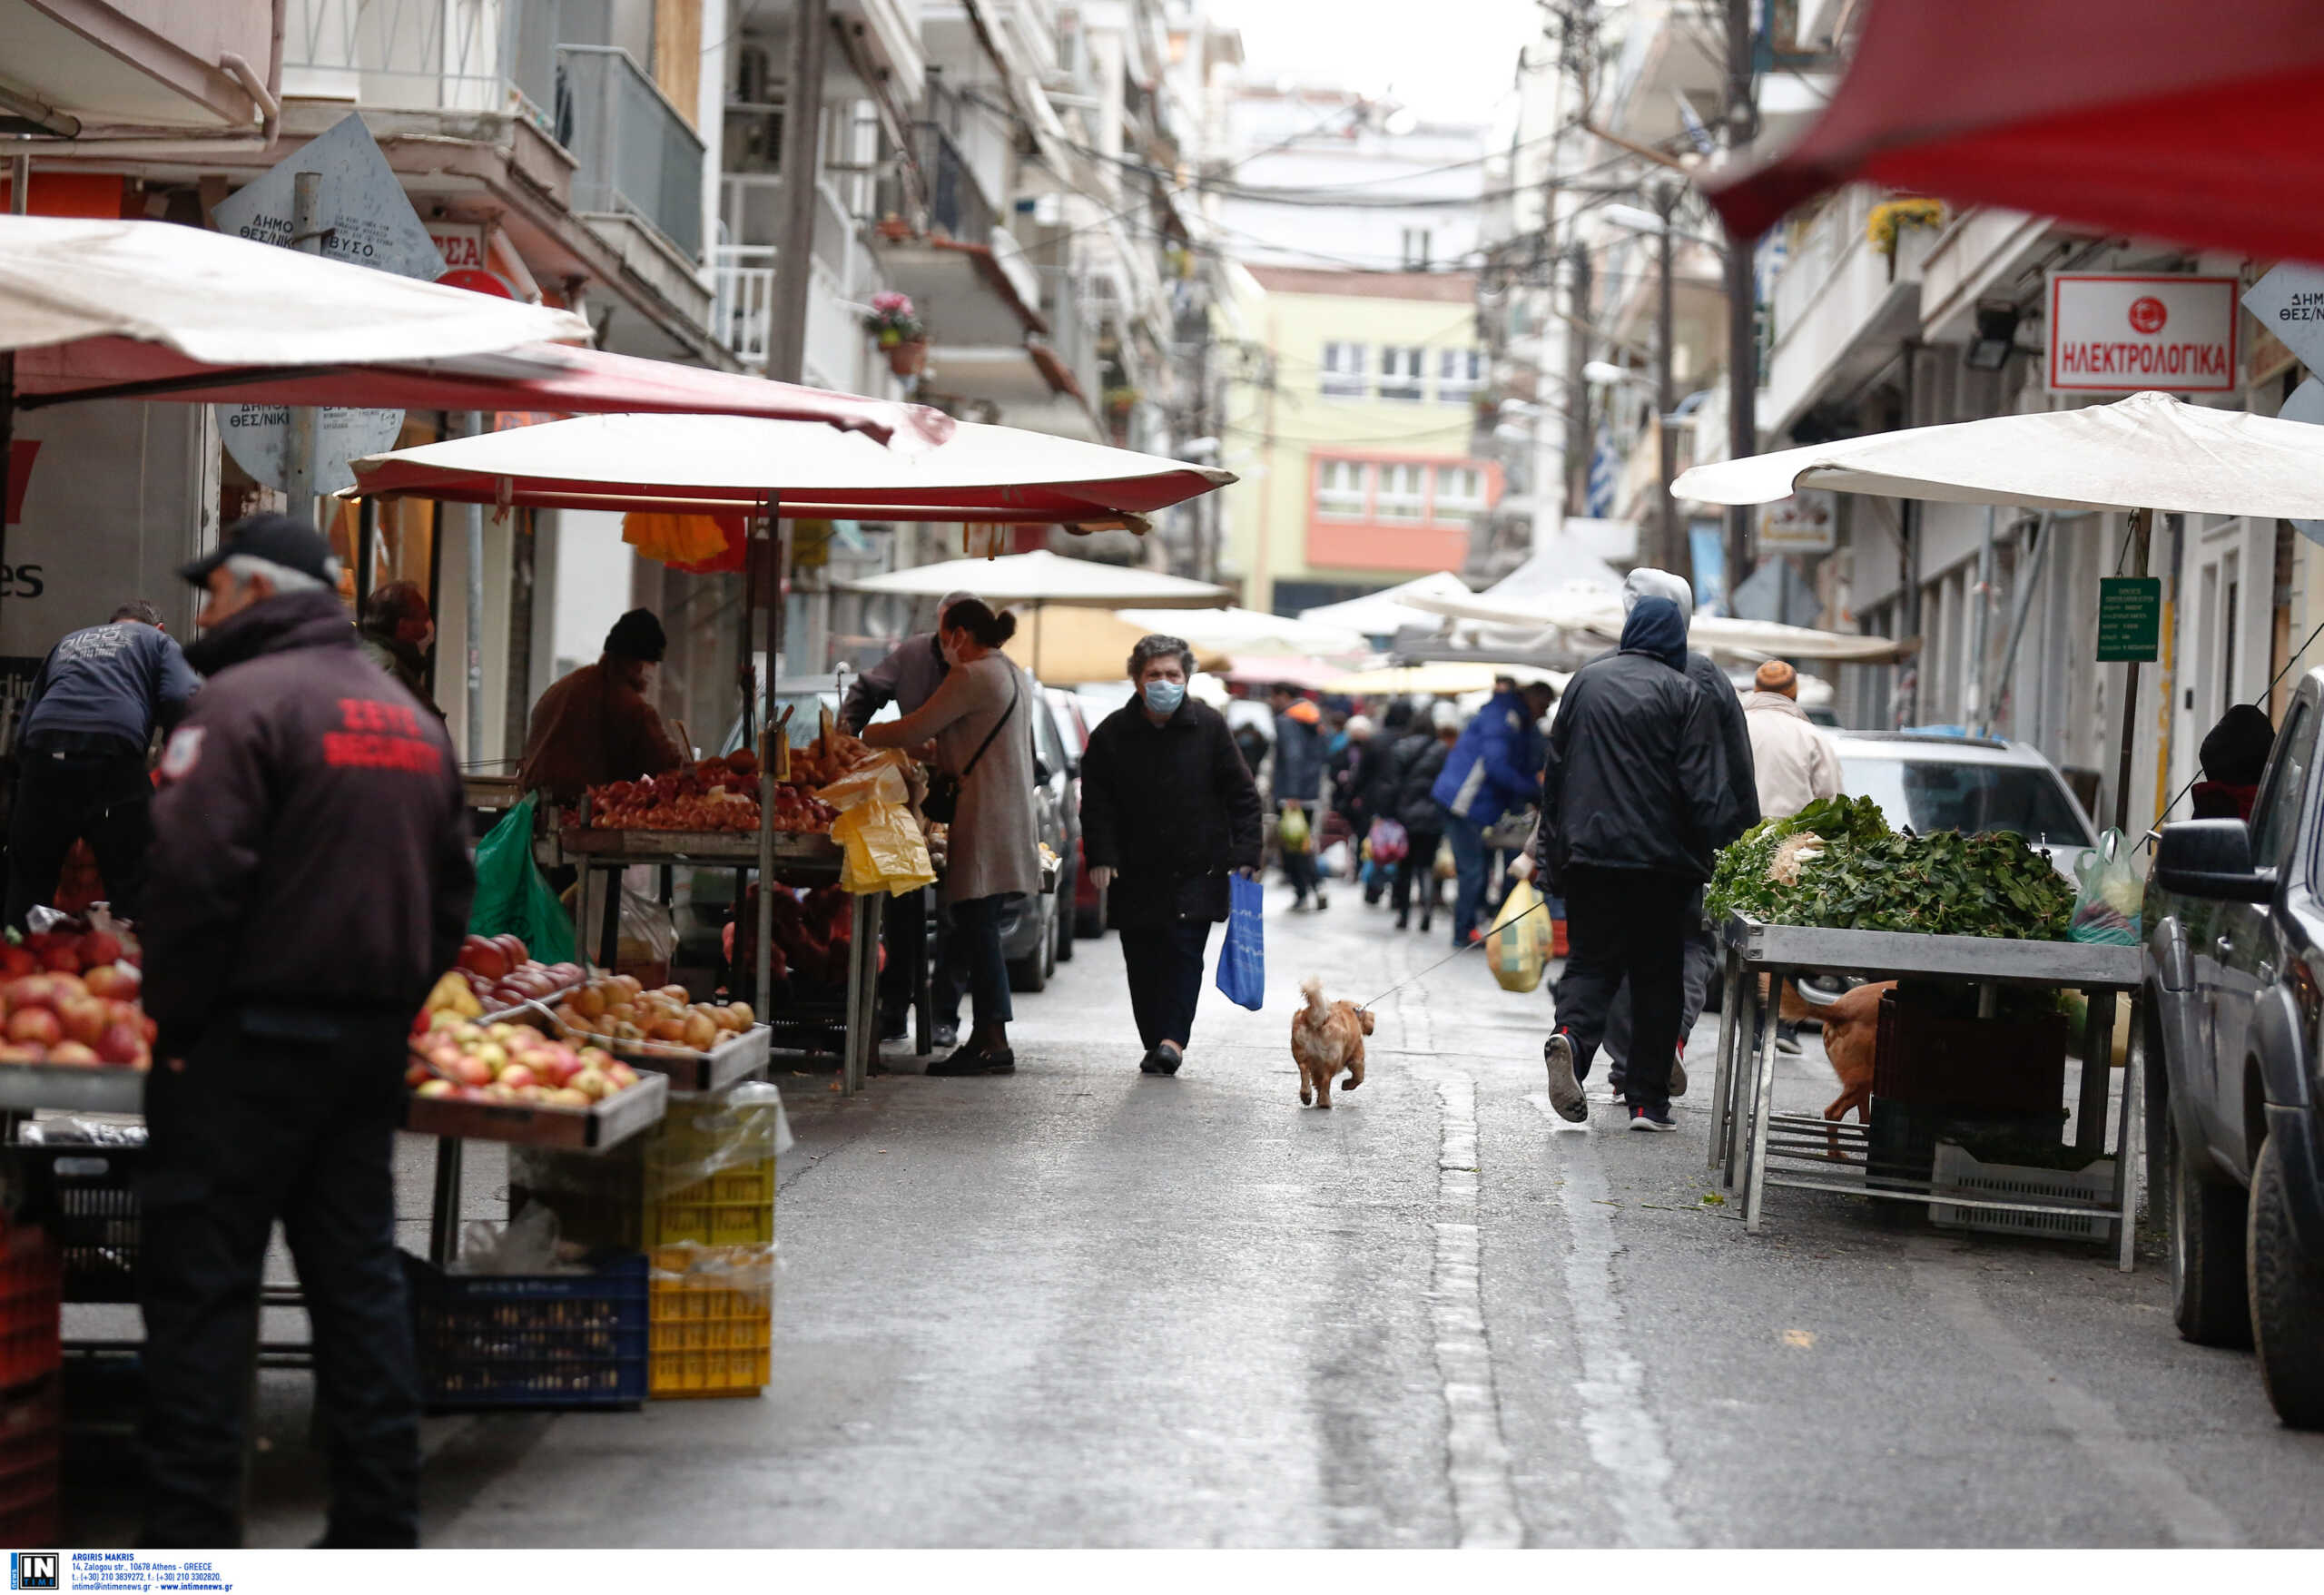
[1706,796,2074,941]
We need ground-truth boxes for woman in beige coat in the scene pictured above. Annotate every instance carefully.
[862,598,1041,1075]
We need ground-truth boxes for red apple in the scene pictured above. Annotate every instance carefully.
[497,1063,537,1091]
[0,947,37,979]
[458,940,510,980]
[139,1015,158,1046]
[84,964,139,1001]
[55,997,107,1049]
[7,1009,60,1048]
[79,931,122,968]
[97,1024,145,1067]
[404,1058,433,1087]
[39,946,79,975]
[452,1054,492,1088]
[44,1040,97,1066]
[44,974,84,1004]
[496,934,529,968]
[3,978,54,1014]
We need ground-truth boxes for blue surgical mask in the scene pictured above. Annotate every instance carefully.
[1142,678,1187,715]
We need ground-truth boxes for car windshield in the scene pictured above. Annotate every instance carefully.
[1839,755,2092,852]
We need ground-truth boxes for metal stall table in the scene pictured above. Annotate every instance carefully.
[1706,915,2147,1270]
[554,827,884,1094]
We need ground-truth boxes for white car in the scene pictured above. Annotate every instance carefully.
[1827,730,2097,879]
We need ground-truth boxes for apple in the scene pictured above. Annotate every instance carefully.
[56,997,108,1049]
[44,974,84,1004]
[80,931,122,968]
[606,1062,638,1089]
[570,1067,611,1100]
[405,1059,433,1088]
[458,940,510,980]
[97,1024,145,1067]
[452,1054,492,1088]
[6,1009,59,1048]
[82,964,139,1001]
[139,1016,156,1045]
[39,946,79,975]
[725,1002,755,1029]
[0,947,36,979]
[4,977,53,1012]
[547,1088,592,1109]
[415,1079,456,1098]
[45,1040,97,1066]
[571,986,607,1019]
[496,1063,537,1091]
[682,1012,719,1051]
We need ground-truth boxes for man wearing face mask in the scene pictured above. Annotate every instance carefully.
[517,607,687,805]
[1079,635,1264,1076]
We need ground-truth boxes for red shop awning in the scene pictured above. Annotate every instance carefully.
[1707,0,2324,265]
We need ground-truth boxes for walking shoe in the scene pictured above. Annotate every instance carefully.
[933,1020,960,1050]
[1155,1043,1183,1077]
[1542,1032,1588,1123]
[1139,1049,1165,1075]
[1627,1105,1678,1132]
[1669,1053,1689,1098]
[1775,1019,1803,1055]
[1394,911,1410,930]
[1291,896,1313,913]
[928,1046,996,1077]
[1314,890,1330,911]
[1606,1072,1628,1103]
[980,1047,1016,1075]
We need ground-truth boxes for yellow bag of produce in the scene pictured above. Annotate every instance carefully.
[1486,881,1552,993]
[832,799,936,896]
[817,752,912,812]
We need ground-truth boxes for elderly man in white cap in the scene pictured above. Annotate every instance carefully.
[1567,569,1759,1100]
[841,590,983,1049]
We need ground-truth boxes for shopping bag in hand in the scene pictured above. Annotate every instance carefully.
[1368,817,1410,864]
[1275,802,1312,854]
[1215,872,1266,1011]
[1486,880,1551,992]
[467,796,576,965]
[832,799,938,896]
[2068,828,2142,945]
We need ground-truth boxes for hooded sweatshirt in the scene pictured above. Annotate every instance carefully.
[1619,567,1761,833]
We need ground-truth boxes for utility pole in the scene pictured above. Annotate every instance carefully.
[1562,242,1593,517]
[1721,0,1759,610]
[282,171,325,517]
[1653,178,1679,576]
[772,0,830,385]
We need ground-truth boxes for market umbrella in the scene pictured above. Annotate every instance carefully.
[839,550,1231,606]
[1704,0,2324,267]
[1117,605,1367,660]
[1403,587,1907,665]
[0,216,943,445]
[1296,572,1473,637]
[351,414,1227,529]
[1322,661,1568,696]
[1220,655,1354,693]
[1002,608,1226,684]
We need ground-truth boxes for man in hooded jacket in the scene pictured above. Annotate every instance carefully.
[1535,596,1742,1130]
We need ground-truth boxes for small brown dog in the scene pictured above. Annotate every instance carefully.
[1292,977,1372,1108]
[1784,978,1897,1156]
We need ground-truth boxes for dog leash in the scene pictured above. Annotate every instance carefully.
[1357,895,1551,1013]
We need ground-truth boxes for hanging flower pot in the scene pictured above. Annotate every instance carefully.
[887,338,929,378]
[874,213,913,243]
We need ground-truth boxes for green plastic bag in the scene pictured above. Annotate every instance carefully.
[468,795,577,964]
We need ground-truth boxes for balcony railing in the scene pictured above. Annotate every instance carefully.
[1039,266,1103,406]
[284,0,555,125]
[711,245,779,372]
[556,44,704,260]
[710,181,875,375]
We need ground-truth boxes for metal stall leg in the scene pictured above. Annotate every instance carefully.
[1744,965,1781,1230]
[1709,950,1741,1173]
[2075,988,2116,1155]
[428,1136,464,1267]
[596,864,621,971]
[2115,992,2143,1273]
[912,886,934,1058]
[843,891,883,1092]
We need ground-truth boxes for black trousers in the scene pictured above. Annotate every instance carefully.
[1551,865,1697,1114]
[879,884,931,1035]
[1602,897,1720,1080]
[5,745,152,928]
[1278,802,1322,901]
[1119,918,1215,1052]
[1391,829,1443,919]
[140,1011,419,1549]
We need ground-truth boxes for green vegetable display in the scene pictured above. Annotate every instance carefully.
[1706,794,2075,941]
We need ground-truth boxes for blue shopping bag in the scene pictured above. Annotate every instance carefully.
[1215,872,1266,1011]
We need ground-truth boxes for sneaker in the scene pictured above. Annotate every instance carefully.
[1628,1106,1678,1132]
[1775,1020,1803,1056]
[1314,890,1330,911]
[1155,1043,1183,1077]
[933,1020,960,1050]
[1669,1053,1689,1098]
[1291,897,1313,914]
[1394,911,1411,930]
[1606,1074,1628,1103]
[1541,1033,1588,1123]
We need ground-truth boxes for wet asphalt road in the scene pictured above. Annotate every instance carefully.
[69,881,2324,1546]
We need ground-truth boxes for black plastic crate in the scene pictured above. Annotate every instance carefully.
[0,1374,60,1548]
[400,1251,647,1412]
[5,1147,143,1304]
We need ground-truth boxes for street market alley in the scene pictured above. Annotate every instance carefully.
[74,892,2324,1548]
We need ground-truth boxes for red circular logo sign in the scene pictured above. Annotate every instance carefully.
[2128,295,2168,334]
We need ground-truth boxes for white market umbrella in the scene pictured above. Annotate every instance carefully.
[841,549,1231,606]
[1116,605,1368,660]
[1403,587,1906,664]
[1480,540,1625,600]
[1296,571,1474,637]
[354,414,1230,528]
[1323,661,1569,696]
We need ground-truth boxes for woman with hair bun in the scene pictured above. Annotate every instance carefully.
[861,597,1042,1074]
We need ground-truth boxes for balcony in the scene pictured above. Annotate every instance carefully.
[1,0,274,136]
[556,45,704,261]
[710,176,881,388]
[285,0,556,124]
[1764,185,1936,438]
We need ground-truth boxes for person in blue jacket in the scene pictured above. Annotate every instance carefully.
[1431,676,1556,946]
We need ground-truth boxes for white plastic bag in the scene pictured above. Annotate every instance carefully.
[2069,829,2143,945]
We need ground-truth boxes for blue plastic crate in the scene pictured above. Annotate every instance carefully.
[399,1251,647,1411]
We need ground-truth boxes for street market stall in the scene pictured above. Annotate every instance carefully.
[350,412,1236,1097]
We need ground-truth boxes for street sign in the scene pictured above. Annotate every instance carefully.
[2280,377,2324,548]
[2046,272,2239,395]
[1757,489,1837,554]
[2095,577,2162,663]
[2242,261,2324,372]
[211,114,446,495]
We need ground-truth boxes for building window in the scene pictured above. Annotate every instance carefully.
[1401,227,1433,269]
[1375,462,1428,520]
[1379,346,1425,401]
[1437,348,1482,403]
[1316,458,1368,517]
[1433,465,1485,517]
[1321,341,1368,398]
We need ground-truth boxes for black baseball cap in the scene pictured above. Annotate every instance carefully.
[178,513,342,587]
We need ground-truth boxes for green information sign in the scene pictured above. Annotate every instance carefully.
[2096,576,2162,663]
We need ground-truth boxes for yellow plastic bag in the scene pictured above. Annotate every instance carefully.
[817,753,912,812]
[1486,880,1552,993]
[832,799,937,896]
[1276,802,1311,854]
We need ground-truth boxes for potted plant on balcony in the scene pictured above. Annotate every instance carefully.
[865,291,928,378]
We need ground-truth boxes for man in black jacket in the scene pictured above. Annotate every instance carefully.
[1081,635,1264,1076]
[1536,596,1742,1131]
[1392,704,1461,931]
[140,515,474,1548]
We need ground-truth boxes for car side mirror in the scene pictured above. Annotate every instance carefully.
[2153,819,2276,903]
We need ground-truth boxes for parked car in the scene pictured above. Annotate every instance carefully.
[2144,671,2324,1427]
[1043,687,1105,945]
[1830,730,2097,879]
[1003,691,1071,991]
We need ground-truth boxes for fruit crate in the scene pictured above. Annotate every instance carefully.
[1932,1143,2119,1245]
[400,1251,647,1412]
[649,1161,775,1248]
[0,1375,60,1547]
[5,1145,143,1304]
[0,1226,60,1391]
[647,1248,772,1401]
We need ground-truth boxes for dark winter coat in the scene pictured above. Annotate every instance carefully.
[1271,709,1325,806]
[18,620,200,754]
[1398,736,1453,832]
[1080,694,1264,926]
[1536,599,1743,882]
[517,657,688,803]
[1432,686,1543,822]
[143,589,475,1045]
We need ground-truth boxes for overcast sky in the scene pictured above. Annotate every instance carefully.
[1210,0,1543,125]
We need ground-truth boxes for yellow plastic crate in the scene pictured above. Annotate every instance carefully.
[647,1262,772,1400]
[645,1159,774,1248]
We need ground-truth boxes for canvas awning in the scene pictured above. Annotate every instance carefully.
[1322,662,1569,696]
[1003,609,1226,684]
[350,413,1230,529]
[1403,589,1908,665]
[1,216,944,446]
[1704,0,2324,269]
[841,550,1231,607]
[1295,572,1473,637]
[1116,606,1368,661]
